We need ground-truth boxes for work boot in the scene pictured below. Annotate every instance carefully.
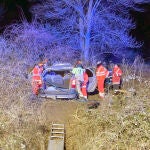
[77,94,88,102]
[78,98,88,102]
[83,96,88,102]
[79,93,84,98]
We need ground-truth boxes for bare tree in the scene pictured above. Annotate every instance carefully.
[30,0,149,62]
[3,21,53,61]
[1,19,79,65]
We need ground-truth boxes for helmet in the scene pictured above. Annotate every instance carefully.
[97,61,102,65]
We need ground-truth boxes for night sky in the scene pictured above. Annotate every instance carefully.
[0,0,150,60]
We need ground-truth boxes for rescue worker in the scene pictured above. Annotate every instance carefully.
[81,69,89,100]
[112,64,123,90]
[96,61,109,99]
[72,60,84,98]
[31,62,44,95]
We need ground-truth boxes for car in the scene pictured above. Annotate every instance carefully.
[39,63,97,100]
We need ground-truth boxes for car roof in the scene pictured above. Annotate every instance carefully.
[47,63,73,71]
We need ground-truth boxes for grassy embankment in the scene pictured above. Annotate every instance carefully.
[0,61,149,150]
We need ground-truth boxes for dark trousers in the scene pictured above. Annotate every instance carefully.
[113,84,120,90]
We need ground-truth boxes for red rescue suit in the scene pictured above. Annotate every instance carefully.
[32,65,43,95]
[96,65,109,98]
[81,72,89,99]
[112,65,122,85]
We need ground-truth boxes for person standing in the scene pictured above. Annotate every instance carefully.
[112,64,123,90]
[81,69,89,100]
[31,62,44,95]
[72,60,84,98]
[96,61,109,99]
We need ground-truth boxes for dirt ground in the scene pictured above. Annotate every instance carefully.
[37,98,87,124]
[31,93,100,127]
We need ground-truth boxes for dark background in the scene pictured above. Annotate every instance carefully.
[0,0,150,59]
[131,4,150,60]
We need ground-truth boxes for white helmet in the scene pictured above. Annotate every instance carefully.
[97,61,102,65]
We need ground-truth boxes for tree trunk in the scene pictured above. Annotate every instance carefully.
[79,0,93,62]
[79,17,85,60]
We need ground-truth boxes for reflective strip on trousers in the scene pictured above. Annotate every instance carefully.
[32,80,42,84]
[82,85,86,88]
[113,82,120,84]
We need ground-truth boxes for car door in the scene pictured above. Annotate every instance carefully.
[86,68,97,93]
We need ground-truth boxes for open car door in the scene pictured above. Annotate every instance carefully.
[86,68,97,93]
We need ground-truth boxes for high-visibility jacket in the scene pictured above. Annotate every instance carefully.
[32,65,43,81]
[72,67,84,75]
[96,65,109,98]
[96,65,109,80]
[81,72,89,98]
[31,65,43,95]
[72,67,84,82]
[112,65,122,84]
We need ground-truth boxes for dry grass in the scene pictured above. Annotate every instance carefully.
[0,60,81,150]
[65,61,150,150]
[0,61,49,149]
[66,84,150,150]
[0,60,149,150]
